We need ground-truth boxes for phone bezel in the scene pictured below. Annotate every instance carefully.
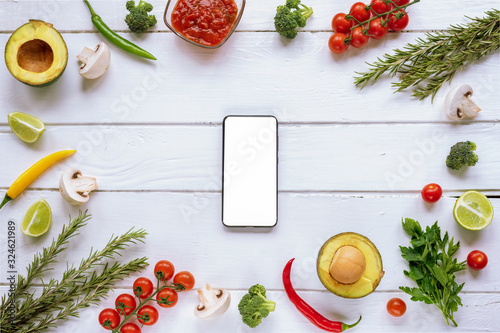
[222,115,278,228]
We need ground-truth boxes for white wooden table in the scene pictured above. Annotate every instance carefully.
[1,0,499,332]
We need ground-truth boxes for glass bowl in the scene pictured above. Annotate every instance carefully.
[164,0,246,49]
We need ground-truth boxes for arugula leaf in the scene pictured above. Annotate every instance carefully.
[399,218,466,327]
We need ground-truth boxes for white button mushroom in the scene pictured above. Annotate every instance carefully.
[194,284,231,319]
[445,84,481,120]
[77,42,110,79]
[59,169,98,205]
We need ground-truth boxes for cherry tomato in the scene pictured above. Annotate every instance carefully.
[349,2,371,23]
[154,260,175,282]
[133,277,154,299]
[387,298,406,317]
[370,0,391,15]
[137,305,159,326]
[368,18,389,39]
[421,183,442,203]
[173,271,195,291]
[393,0,410,5]
[388,10,409,31]
[350,27,369,48]
[328,33,349,54]
[156,288,179,308]
[332,13,354,34]
[467,250,488,270]
[98,308,121,330]
[120,323,141,333]
[115,294,136,316]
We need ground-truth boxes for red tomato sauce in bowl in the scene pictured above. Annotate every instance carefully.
[171,0,239,47]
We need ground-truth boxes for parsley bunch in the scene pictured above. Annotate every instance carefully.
[399,218,466,326]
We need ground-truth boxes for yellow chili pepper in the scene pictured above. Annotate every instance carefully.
[0,150,76,210]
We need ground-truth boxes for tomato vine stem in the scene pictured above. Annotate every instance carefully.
[111,279,185,332]
[344,0,420,43]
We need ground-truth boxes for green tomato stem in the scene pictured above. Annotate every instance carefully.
[344,0,420,44]
[111,282,184,332]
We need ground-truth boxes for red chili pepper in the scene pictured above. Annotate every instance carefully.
[282,258,362,332]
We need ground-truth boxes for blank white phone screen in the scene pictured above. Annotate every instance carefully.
[222,116,278,227]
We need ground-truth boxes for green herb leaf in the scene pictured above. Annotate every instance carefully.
[399,218,466,326]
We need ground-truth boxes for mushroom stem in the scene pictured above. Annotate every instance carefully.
[456,93,481,119]
[76,47,94,64]
[72,173,98,197]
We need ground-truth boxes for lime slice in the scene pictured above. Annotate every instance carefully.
[21,199,52,237]
[8,112,45,143]
[453,191,494,230]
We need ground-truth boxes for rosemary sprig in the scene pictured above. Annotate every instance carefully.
[0,212,148,333]
[0,211,90,318]
[21,258,149,333]
[354,9,500,101]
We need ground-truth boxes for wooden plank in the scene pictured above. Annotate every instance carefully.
[1,32,498,124]
[1,285,498,332]
[0,124,498,191]
[0,0,497,32]
[1,191,498,293]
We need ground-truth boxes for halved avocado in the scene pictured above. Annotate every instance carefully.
[5,20,68,86]
[317,232,384,298]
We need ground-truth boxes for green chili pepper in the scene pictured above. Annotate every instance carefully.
[83,0,156,60]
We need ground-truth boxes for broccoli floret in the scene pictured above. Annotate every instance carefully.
[274,0,313,39]
[238,284,276,328]
[125,0,157,33]
[446,141,478,170]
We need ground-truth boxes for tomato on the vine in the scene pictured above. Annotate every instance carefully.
[115,294,136,316]
[120,323,142,333]
[156,288,179,308]
[350,27,369,48]
[332,13,354,34]
[154,260,175,282]
[349,2,371,23]
[393,0,410,5]
[368,18,389,39]
[388,10,409,31]
[98,308,121,330]
[173,271,195,291]
[137,305,159,326]
[387,298,406,317]
[133,277,154,299]
[421,183,442,203]
[467,250,488,270]
[369,0,391,15]
[328,33,349,54]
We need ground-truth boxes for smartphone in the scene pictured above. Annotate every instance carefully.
[222,116,278,227]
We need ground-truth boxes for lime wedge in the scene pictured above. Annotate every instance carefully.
[21,199,52,237]
[454,191,494,230]
[8,112,45,143]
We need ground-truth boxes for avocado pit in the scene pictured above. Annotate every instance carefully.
[17,39,54,73]
[329,245,366,284]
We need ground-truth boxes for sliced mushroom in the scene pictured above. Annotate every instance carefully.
[59,169,98,205]
[445,84,481,120]
[194,284,231,319]
[77,42,110,79]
